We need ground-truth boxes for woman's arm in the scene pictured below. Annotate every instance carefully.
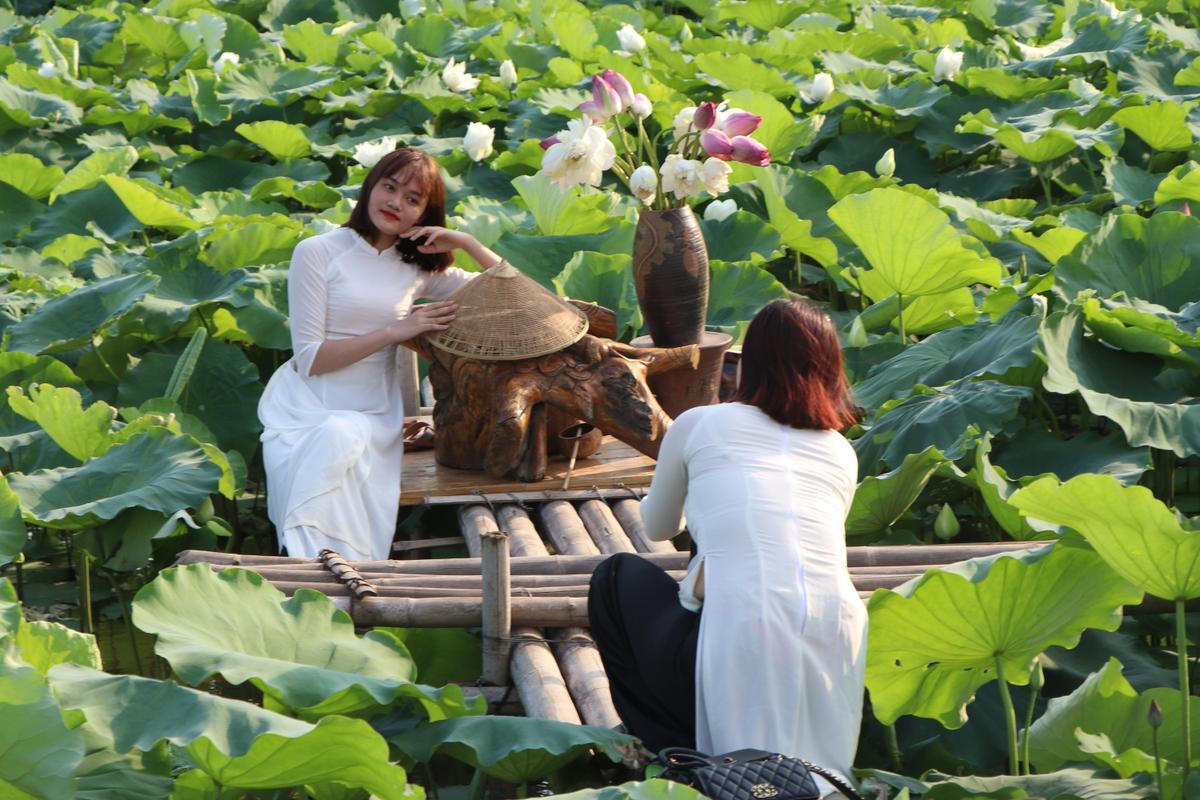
[400,226,503,269]
[640,409,701,541]
[307,301,458,376]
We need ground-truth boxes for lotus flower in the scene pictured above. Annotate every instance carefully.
[617,24,646,52]
[660,154,705,199]
[541,117,616,190]
[354,136,399,168]
[673,106,697,141]
[539,135,560,150]
[701,158,732,195]
[630,93,653,119]
[700,129,733,161]
[693,101,719,131]
[629,165,658,205]
[602,69,635,109]
[213,52,239,75]
[36,61,57,78]
[400,0,424,17]
[718,109,762,137]
[933,46,963,81]
[463,122,494,162]
[874,147,896,178]
[578,74,622,122]
[704,198,737,222]
[499,59,518,88]
[730,135,770,166]
[442,58,480,93]
[810,72,834,103]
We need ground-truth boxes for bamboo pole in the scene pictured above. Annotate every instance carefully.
[497,504,545,556]
[510,630,582,723]
[611,498,676,554]
[480,531,511,686]
[577,499,637,555]
[539,501,599,556]
[553,629,620,728]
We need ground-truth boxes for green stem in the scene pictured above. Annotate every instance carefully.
[423,762,439,800]
[995,656,1020,776]
[1179,599,1192,789]
[896,292,905,343]
[77,548,94,635]
[1036,168,1054,211]
[107,573,144,676]
[1022,674,1039,775]
[637,118,657,171]
[1036,391,1061,434]
[1152,724,1166,800]
[884,723,903,772]
[468,768,486,800]
[91,340,121,383]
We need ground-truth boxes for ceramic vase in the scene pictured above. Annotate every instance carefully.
[632,206,709,347]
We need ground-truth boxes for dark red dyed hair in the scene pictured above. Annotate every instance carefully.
[733,299,858,430]
[345,147,453,272]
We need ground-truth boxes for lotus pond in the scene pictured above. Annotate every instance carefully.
[2,0,1200,797]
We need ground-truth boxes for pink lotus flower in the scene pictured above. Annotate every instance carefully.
[721,111,762,137]
[693,101,719,131]
[578,75,622,121]
[700,129,733,160]
[539,135,560,150]
[630,93,652,119]
[730,135,770,166]
[602,69,635,110]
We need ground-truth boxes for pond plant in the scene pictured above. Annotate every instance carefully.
[0,0,1199,797]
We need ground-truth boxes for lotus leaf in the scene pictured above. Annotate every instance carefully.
[0,153,63,200]
[49,664,415,800]
[6,384,114,462]
[101,176,198,233]
[133,266,252,337]
[754,167,839,268]
[0,77,83,127]
[838,80,948,118]
[4,581,102,676]
[546,780,707,800]
[512,174,615,236]
[722,89,822,162]
[282,19,346,64]
[1153,161,1200,206]
[0,182,45,243]
[23,184,143,249]
[845,446,947,543]
[866,539,1140,727]
[52,147,138,203]
[693,52,796,98]
[1080,297,1200,369]
[1101,158,1162,207]
[134,564,483,721]
[1013,16,1149,76]
[554,252,642,340]
[216,61,339,109]
[1010,473,1200,600]
[0,475,25,567]
[705,261,789,329]
[7,428,221,529]
[6,272,159,354]
[991,427,1149,485]
[235,120,313,161]
[697,211,782,264]
[871,765,1156,799]
[969,434,1050,540]
[385,715,638,784]
[1111,101,1194,151]
[493,227,635,289]
[1010,226,1086,264]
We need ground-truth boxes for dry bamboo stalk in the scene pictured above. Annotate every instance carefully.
[319,549,377,600]
[510,631,582,723]
[577,499,637,555]
[421,488,647,506]
[539,501,599,556]
[553,629,620,728]
[496,505,545,556]
[611,498,675,554]
[458,504,498,554]
[480,531,511,686]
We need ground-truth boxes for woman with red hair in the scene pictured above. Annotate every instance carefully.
[589,299,865,798]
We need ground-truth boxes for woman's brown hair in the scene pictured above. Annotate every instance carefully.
[345,147,453,272]
[733,298,858,430]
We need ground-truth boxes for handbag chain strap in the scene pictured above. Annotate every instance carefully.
[800,761,866,800]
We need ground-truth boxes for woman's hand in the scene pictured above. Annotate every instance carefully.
[386,300,458,342]
[399,226,504,269]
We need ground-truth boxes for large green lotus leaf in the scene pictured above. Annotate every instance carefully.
[23,184,143,250]
[1111,101,1194,152]
[0,182,45,243]
[134,266,251,337]
[878,766,1157,799]
[0,153,64,200]
[282,18,346,64]
[1027,657,1200,774]
[541,780,705,800]
[386,715,638,784]
[235,120,312,160]
[249,177,342,209]
[754,166,839,268]
[512,174,614,236]
[693,52,796,98]
[553,252,642,341]
[118,338,262,460]
[1013,16,1149,76]
[216,61,339,109]
[1010,474,1200,601]
[200,219,304,271]
[51,147,138,203]
[6,384,114,462]
[829,188,1004,301]
[493,226,635,289]
[705,261,789,329]
[837,80,948,118]
[6,272,159,354]
[0,643,85,800]
[1055,212,1200,310]
[845,446,947,543]
[2,577,101,675]
[174,156,330,195]
[0,77,83,128]
[854,307,1042,410]
[697,211,782,264]
[853,380,1030,477]
[957,111,1122,162]
[1040,309,1200,457]
[7,428,221,530]
[1081,297,1200,369]
[1102,158,1163,207]
[73,736,175,800]
[101,176,198,233]
[48,665,415,800]
[134,565,481,721]
[119,12,192,61]
[721,89,822,162]
[0,475,25,568]
[969,434,1047,540]
[991,427,1149,485]
[0,353,82,458]
[866,539,1140,727]
[1153,161,1200,207]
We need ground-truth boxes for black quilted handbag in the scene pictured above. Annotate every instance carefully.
[655,747,865,800]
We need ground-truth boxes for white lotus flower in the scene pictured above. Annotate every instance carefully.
[36,61,57,78]
[933,46,963,81]
[213,51,239,75]
[704,198,737,222]
[629,165,658,206]
[354,135,399,168]
[400,0,424,17]
[442,58,480,93]
[660,154,705,200]
[499,59,518,88]
[701,157,732,196]
[673,106,697,143]
[541,117,616,190]
[810,72,834,103]
[874,147,896,178]
[463,122,494,162]
[617,24,646,52]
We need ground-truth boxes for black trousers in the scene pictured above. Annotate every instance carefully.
[588,552,700,752]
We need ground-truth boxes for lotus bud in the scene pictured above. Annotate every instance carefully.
[810,72,834,103]
[720,110,762,137]
[1149,699,1164,729]
[37,61,57,78]
[933,503,959,540]
[847,316,868,348]
[679,23,693,42]
[463,122,495,162]
[630,93,653,119]
[874,147,896,178]
[694,101,719,131]
[213,52,240,75]
[499,59,518,88]
[539,134,561,150]
[704,198,737,222]
[629,164,658,206]
[442,57,481,93]
[673,106,697,142]
[700,129,733,160]
[1030,660,1045,693]
[617,24,646,53]
[601,69,635,110]
[933,46,963,82]
[578,74,622,121]
[1183,201,1192,216]
[730,135,770,166]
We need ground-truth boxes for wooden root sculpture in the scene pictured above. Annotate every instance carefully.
[403,333,699,482]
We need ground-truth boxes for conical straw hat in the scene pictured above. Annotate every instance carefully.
[425,261,589,361]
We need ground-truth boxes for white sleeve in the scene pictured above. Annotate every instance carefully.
[639,408,703,541]
[416,266,477,300]
[287,239,328,377]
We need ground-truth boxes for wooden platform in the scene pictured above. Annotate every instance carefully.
[399,436,656,506]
